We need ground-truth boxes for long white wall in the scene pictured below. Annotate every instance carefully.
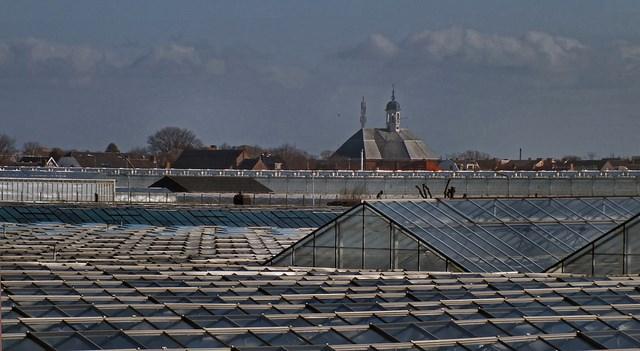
[1,167,639,200]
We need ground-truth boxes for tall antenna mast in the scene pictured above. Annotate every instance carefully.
[360,96,367,129]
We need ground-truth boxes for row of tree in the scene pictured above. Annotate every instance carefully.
[0,127,318,169]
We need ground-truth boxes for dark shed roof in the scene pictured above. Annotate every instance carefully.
[149,175,273,193]
[59,152,156,168]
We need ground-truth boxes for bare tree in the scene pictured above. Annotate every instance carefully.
[319,150,334,160]
[268,144,314,169]
[49,147,65,161]
[127,146,149,157]
[561,155,582,161]
[23,141,48,156]
[0,134,16,164]
[147,127,203,166]
[449,150,493,160]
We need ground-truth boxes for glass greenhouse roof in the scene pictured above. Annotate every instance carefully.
[269,197,640,273]
[8,221,640,350]
[6,261,640,351]
[0,205,339,228]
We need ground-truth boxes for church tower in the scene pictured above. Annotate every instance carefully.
[331,85,436,164]
[385,86,401,132]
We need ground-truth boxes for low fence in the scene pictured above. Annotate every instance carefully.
[116,192,353,206]
[0,178,116,203]
[3,166,640,179]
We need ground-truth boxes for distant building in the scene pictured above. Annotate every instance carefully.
[496,158,555,171]
[14,156,58,168]
[330,88,438,170]
[451,158,558,172]
[438,159,460,171]
[559,159,615,172]
[609,158,640,171]
[58,151,156,168]
[172,147,281,170]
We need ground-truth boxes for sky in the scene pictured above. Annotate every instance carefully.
[1,0,640,159]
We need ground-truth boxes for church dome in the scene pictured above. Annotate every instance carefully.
[385,99,401,111]
[385,87,401,111]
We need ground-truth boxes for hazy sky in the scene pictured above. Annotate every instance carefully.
[2,0,640,159]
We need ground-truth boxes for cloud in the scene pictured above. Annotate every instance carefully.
[339,28,588,72]
[127,43,206,76]
[0,38,316,89]
[336,33,399,61]
[205,58,226,75]
[0,38,231,81]
[615,41,640,73]
[261,65,308,89]
[0,43,12,65]
[405,28,588,71]
[0,38,104,79]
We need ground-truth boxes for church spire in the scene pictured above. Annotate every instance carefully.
[360,96,367,129]
[385,86,401,132]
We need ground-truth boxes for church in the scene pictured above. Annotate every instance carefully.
[329,88,439,170]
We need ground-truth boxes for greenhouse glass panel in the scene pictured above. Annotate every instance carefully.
[469,200,526,222]
[339,248,362,268]
[363,207,391,269]
[533,199,581,221]
[447,200,494,221]
[363,208,391,249]
[314,226,336,268]
[393,227,419,270]
[372,202,497,272]
[293,244,313,267]
[419,246,447,271]
[594,254,624,275]
[364,248,390,270]
[562,248,593,275]
[338,210,363,248]
[625,218,640,254]
[580,198,623,220]
[594,230,624,254]
[337,208,364,269]
[627,255,640,274]
[500,199,549,221]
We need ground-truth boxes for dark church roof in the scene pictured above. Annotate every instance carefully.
[331,89,436,161]
[332,128,437,160]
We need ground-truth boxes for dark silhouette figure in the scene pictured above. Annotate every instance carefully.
[416,184,433,199]
[233,191,244,205]
[443,179,452,197]
[376,190,384,199]
[423,184,432,198]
